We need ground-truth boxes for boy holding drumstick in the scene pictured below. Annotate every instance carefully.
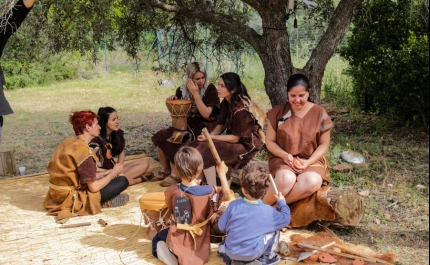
[217,164,290,265]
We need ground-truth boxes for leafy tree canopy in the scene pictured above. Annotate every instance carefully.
[340,0,429,127]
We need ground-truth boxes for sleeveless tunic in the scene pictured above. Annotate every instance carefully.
[267,103,333,181]
[164,184,220,265]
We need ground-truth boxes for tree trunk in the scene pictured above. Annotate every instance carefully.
[0,149,16,176]
[327,188,364,226]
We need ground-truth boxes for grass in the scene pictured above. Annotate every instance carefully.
[1,59,428,264]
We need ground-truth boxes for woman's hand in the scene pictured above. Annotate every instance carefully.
[291,157,309,173]
[166,95,177,101]
[282,153,294,167]
[24,0,36,8]
[112,163,124,177]
[197,133,206,142]
[186,79,199,97]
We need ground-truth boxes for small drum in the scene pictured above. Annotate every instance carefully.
[140,192,171,240]
[210,189,236,243]
[165,99,194,144]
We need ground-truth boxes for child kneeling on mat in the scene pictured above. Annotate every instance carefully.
[152,146,231,265]
[217,164,291,265]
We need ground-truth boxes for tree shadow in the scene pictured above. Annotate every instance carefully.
[79,223,161,264]
[1,175,49,213]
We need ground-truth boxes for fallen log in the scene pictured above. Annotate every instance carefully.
[226,159,364,227]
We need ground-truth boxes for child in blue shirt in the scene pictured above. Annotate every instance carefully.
[217,164,290,265]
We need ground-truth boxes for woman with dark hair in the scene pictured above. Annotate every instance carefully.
[90,107,151,186]
[43,110,129,222]
[152,61,220,187]
[262,74,334,206]
[187,72,265,186]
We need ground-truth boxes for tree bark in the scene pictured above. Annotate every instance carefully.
[0,149,16,176]
[327,188,364,226]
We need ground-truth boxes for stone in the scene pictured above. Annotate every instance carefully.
[333,164,353,172]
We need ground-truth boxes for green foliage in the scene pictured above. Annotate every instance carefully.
[322,69,356,108]
[340,0,429,127]
[2,53,79,90]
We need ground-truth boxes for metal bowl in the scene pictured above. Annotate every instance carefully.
[341,150,365,164]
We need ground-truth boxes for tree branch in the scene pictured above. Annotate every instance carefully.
[304,0,363,73]
[142,0,263,52]
[240,0,265,11]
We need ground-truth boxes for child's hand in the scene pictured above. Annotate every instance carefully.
[275,191,285,202]
[216,161,228,176]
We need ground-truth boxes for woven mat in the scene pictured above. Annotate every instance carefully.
[0,154,312,265]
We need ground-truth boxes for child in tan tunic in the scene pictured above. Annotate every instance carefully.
[152,146,231,265]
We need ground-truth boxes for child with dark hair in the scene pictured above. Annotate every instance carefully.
[152,146,231,265]
[217,164,290,265]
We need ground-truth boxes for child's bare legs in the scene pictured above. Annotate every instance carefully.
[157,147,170,174]
[203,166,217,186]
[263,169,296,206]
[284,172,322,204]
[122,158,150,185]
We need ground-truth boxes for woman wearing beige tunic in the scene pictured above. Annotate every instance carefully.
[43,111,128,221]
[263,74,334,206]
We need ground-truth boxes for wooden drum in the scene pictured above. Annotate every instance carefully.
[140,192,171,239]
[165,99,193,144]
[166,99,193,131]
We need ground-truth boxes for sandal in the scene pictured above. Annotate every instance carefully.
[152,171,170,182]
[159,175,181,187]
[139,171,155,182]
[102,193,129,208]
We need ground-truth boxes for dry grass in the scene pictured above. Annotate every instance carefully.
[1,70,428,265]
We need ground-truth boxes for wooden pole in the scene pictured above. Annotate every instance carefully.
[60,222,92,229]
[297,243,393,264]
[269,174,278,196]
[201,127,221,166]
[333,244,393,265]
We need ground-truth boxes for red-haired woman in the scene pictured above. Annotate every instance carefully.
[43,110,129,222]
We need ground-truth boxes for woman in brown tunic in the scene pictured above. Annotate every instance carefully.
[43,111,129,222]
[263,74,334,206]
[90,107,151,185]
[152,62,220,186]
[187,72,264,186]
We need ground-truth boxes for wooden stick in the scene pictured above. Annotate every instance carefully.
[201,127,221,166]
[312,241,336,253]
[297,243,382,263]
[268,174,279,196]
[333,244,393,265]
[98,218,108,227]
[60,222,92,229]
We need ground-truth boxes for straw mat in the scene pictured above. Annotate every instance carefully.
[0,154,312,265]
